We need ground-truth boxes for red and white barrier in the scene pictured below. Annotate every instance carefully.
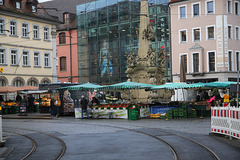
[211,105,240,139]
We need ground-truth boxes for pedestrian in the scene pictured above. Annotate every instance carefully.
[91,97,100,106]
[16,94,22,102]
[50,98,56,117]
[28,94,35,113]
[80,95,89,119]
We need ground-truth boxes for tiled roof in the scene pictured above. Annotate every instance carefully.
[41,0,94,22]
[0,0,60,23]
[169,0,188,4]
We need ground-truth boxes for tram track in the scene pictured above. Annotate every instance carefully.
[3,127,66,160]
[81,122,220,160]
[4,131,37,160]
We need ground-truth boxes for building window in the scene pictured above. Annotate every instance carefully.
[22,23,29,38]
[193,53,199,72]
[0,19,5,34]
[16,1,21,9]
[228,51,233,71]
[13,80,23,87]
[206,0,214,14]
[208,52,215,72]
[193,3,200,17]
[59,32,66,44]
[10,21,17,36]
[227,0,232,13]
[28,80,37,86]
[64,13,70,24]
[33,25,39,39]
[34,52,40,66]
[235,1,239,15]
[207,26,214,39]
[0,0,3,5]
[0,79,6,86]
[193,28,200,41]
[22,51,29,66]
[44,53,50,67]
[228,25,232,39]
[60,57,67,71]
[236,26,239,40]
[10,49,18,65]
[236,51,240,71]
[180,30,187,43]
[0,49,6,64]
[179,6,186,19]
[44,27,50,40]
[182,55,187,73]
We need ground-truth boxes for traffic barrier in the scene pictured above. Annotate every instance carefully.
[211,106,240,140]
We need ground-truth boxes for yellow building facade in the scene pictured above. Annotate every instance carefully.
[0,0,59,87]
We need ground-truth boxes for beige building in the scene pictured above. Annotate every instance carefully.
[0,0,60,87]
[170,0,240,83]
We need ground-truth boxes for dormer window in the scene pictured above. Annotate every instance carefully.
[0,0,4,6]
[64,13,70,24]
[16,1,21,9]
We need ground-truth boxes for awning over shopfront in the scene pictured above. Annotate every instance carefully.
[0,86,38,93]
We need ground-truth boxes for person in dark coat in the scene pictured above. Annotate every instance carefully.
[28,94,35,113]
[80,95,89,119]
[16,94,22,102]
[91,97,100,106]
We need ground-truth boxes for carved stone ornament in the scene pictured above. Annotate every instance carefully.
[142,22,155,41]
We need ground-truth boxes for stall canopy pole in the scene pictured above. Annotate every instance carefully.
[237,71,239,108]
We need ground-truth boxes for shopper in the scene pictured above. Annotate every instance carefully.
[28,94,35,113]
[91,97,100,106]
[80,95,89,119]
[16,94,22,102]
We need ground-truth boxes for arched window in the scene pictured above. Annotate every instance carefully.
[40,78,51,84]
[59,32,66,44]
[27,77,39,86]
[13,80,24,87]
[12,77,25,87]
[0,76,8,86]
[60,56,67,71]
[0,79,6,86]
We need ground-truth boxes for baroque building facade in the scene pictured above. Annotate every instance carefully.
[0,0,59,87]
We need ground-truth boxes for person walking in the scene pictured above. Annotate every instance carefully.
[80,95,89,119]
[28,94,35,113]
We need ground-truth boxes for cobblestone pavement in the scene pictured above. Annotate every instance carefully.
[2,117,240,160]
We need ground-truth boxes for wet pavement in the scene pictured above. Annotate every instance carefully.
[1,114,240,160]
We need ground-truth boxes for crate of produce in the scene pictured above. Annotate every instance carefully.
[128,109,139,120]
[178,108,184,118]
[172,108,179,118]
[167,110,173,119]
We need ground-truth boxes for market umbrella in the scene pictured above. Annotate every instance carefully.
[99,81,157,91]
[185,82,207,89]
[58,82,102,91]
[150,83,189,90]
[204,81,237,88]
